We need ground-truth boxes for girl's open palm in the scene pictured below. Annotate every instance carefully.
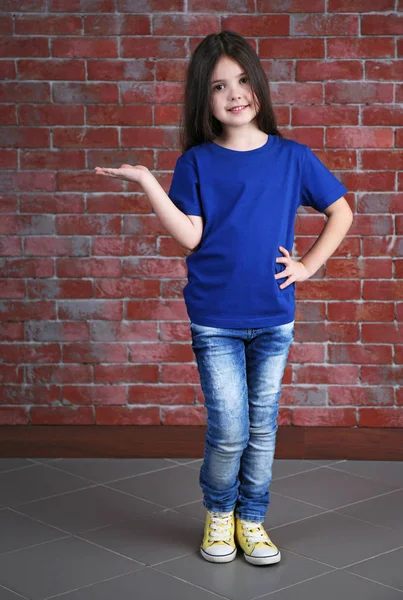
[94,163,149,184]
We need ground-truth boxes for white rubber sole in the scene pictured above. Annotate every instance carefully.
[200,545,237,563]
[243,549,281,566]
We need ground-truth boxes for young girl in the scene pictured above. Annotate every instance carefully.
[95,30,353,567]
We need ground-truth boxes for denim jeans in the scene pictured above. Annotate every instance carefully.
[190,319,295,522]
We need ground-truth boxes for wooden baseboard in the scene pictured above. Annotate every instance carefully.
[0,426,402,460]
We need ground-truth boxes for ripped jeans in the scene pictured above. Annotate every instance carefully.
[190,319,295,522]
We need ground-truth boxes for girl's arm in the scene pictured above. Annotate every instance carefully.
[141,171,202,251]
[94,164,201,251]
[300,196,353,277]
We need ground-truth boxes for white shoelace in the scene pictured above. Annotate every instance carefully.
[241,522,271,545]
[209,512,232,542]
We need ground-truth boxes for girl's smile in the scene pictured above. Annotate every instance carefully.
[228,105,250,113]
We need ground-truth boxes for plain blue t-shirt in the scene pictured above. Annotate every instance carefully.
[168,134,348,328]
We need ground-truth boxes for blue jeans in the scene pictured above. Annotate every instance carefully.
[190,319,295,522]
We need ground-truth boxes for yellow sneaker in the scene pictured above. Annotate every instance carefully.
[235,517,281,566]
[200,509,237,563]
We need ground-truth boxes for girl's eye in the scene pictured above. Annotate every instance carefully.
[213,76,249,91]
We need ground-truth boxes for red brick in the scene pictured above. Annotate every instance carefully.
[329,386,394,407]
[0,300,56,321]
[56,215,122,235]
[329,344,392,364]
[0,258,54,278]
[328,301,395,322]
[0,82,50,103]
[362,324,403,344]
[361,232,403,253]
[15,15,82,35]
[84,14,150,35]
[18,60,85,81]
[326,257,392,279]
[58,300,123,321]
[0,366,24,384]
[49,0,114,10]
[296,60,363,81]
[155,14,219,36]
[328,37,394,58]
[222,14,289,35]
[94,278,159,299]
[27,364,92,384]
[53,83,119,104]
[359,408,403,426]
[31,406,95,425]
[53,127,119,149]
[87,60,154,82]
[362,14,403,35]
[292,14,358,36]
[94,364,158,384]
[28,280,93,299]
[96,406,160,425]
[57,171,123,192]
[126,299,188,321]
[258,0,324,10]
[341,172,395,192]
[121,37,186,58]
[366,60,403,81]
[260,38,324,59]
[0,385,60,404]
[0,62,15,79]
[326,82,393,104]
[128,384,194,405]
[362,106,403,126]
[0,149,17,168]
[1,0,45,9]
[0,127,50,148]
[62,386,126,405]
[0,407,29,425]
[63,343,127,363]
[293,408,357,426]
[0,15,13,34]
[0,280,25,298]
[57,258,122,278]
[86,105,152,126]
[292,106,359,126]
[162,406,206,425]
[0,37,49,58]
[52,38,118,58]
[364,281,403,301]
[0,343,60,364]
[270,82,323,104]
[329,0,394,9]
[361,151,403,171]
[19,105,84,126]
[20,193,84,214]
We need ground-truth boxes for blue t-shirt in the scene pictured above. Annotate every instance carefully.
[168,134,348,328]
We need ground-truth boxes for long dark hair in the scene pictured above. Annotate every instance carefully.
[179,30,283,153]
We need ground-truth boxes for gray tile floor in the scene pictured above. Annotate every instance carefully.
[0,457,403,599]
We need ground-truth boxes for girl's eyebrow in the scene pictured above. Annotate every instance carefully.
[211,71,247,84]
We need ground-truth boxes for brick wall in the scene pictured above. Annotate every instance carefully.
[0,0,402,427]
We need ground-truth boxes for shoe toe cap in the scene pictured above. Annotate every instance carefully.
[204,543,233,556]
[251,545,280,558]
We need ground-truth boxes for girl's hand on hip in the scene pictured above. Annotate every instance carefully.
[94,163,149,184]
[275,245,311,289]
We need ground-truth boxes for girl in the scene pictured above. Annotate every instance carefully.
[95,30,353,567]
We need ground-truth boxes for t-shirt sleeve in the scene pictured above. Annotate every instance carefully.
[300,145,348,212]
[168,156,203,216]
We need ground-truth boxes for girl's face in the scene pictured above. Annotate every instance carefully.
[210,56,259,131]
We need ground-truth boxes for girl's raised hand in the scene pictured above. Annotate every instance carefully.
[94,163,149,184]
